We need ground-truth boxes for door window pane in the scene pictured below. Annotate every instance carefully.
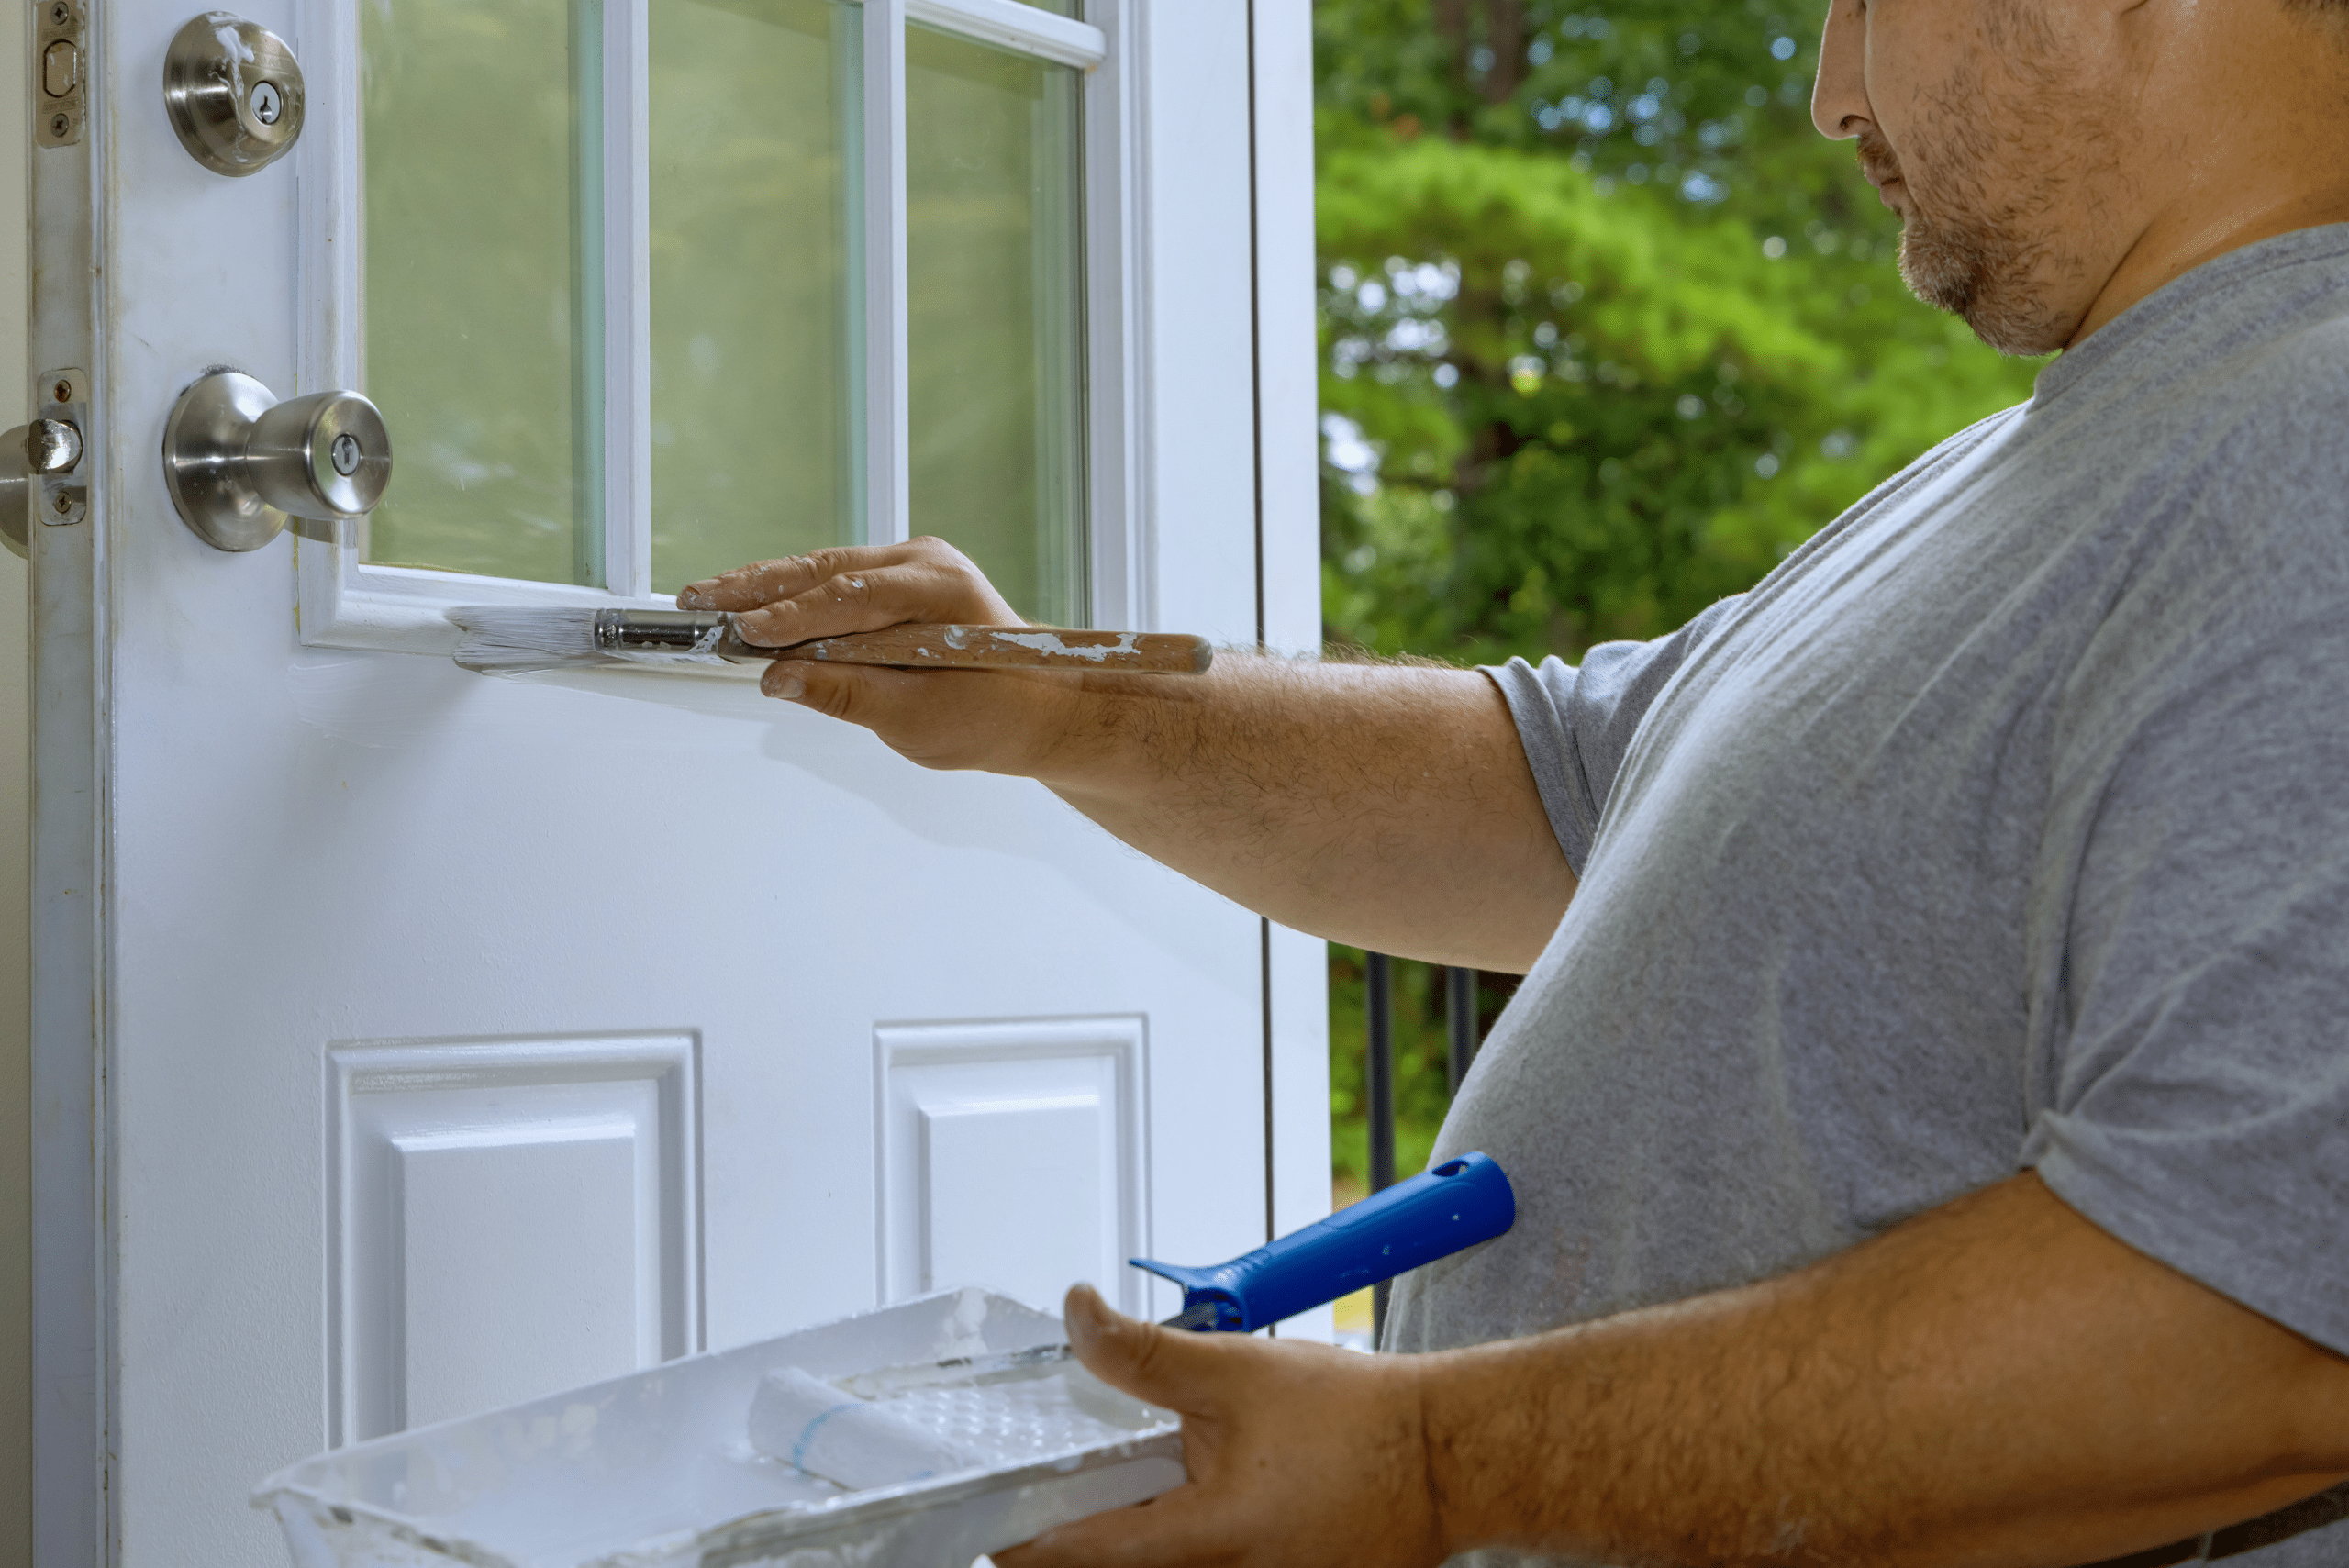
[907,27,1087,628]
[649,0,860,595]
[359,3,1089,613]
[361,0,601,584]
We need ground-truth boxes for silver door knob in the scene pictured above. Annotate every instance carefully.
[162,370,392,552]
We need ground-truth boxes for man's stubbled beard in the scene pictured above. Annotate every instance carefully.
[1864,6,2118,357]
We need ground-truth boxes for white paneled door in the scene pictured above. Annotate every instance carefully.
[23,1,1328,1564]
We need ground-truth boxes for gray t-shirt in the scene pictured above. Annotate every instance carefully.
[1389,224,2349,1567]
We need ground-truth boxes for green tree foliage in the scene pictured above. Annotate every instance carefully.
[1319,0,2043,1188]
[1315,0,2042,666]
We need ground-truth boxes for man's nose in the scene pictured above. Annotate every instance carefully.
[1812,0,1870,140]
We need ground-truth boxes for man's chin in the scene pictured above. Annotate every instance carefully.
[1890,219,2047,356]
[1898,228,1976,320]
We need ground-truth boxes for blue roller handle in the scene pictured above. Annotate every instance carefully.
[1129,1152,1515,1333]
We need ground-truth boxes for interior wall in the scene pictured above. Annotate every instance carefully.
[3,1,34,1561]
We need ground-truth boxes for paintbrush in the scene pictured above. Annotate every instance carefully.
[446,606,1214,677]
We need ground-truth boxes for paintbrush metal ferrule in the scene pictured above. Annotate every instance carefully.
[591,608,745,662]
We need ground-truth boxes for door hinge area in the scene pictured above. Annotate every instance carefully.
[35,0,87,149]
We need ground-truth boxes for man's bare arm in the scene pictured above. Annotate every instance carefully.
[681,541,1574,971]
[1003,1174,2349,1568]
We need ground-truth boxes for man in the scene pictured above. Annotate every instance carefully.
[683,0,2349,1561]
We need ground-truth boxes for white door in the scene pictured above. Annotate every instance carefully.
[24,1,1327,1562]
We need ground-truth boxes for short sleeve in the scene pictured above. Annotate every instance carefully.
[2023,612,2349,1355]
[1482,596,1744,875]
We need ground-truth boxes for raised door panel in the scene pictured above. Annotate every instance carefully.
[878,1018,1144,1316]
[921,1097,1104,1307]
[328,1034,700,1444]
[395,1128,640,1429]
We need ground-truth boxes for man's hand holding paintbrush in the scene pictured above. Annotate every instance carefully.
[676,538,1128,776]
[675,535,1575,976]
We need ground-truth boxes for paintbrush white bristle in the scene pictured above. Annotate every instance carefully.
[445,606,605,673]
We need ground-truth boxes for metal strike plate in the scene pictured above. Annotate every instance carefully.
[163,12,306,175]
[35,0,86,150]
[36,369,91,530]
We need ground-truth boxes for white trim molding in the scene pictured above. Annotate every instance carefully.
[1085,0,1151,631]
[908,0,1108,70]
[864,0,914,549]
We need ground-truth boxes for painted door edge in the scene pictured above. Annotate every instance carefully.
[28,0,112,1562]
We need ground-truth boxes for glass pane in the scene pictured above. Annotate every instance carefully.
[1016,0,1081,14]
[649,0,860,596]
[907,26,1087,627]
[362,0,600,584]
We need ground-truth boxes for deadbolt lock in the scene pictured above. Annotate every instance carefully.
[162,12,305,175]
[162,370,393,552]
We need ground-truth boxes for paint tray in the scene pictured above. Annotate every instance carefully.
[250,1288,1184,1568]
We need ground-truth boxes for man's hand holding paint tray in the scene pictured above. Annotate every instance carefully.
[745,1157,1514,1500]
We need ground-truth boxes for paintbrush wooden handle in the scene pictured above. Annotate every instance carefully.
[749,625,1214,674]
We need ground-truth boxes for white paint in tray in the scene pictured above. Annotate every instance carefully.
[252,1290,1182,1568]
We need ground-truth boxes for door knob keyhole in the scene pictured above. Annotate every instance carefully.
[162,369,394,552]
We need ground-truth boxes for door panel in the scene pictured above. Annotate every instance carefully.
[30,5,1311,1567]
[328,1034,700,1445]
[878,1016,1145,1316]
[398,1132,640,1426]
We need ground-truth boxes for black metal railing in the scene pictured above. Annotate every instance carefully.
[1364,956,1490,1340]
